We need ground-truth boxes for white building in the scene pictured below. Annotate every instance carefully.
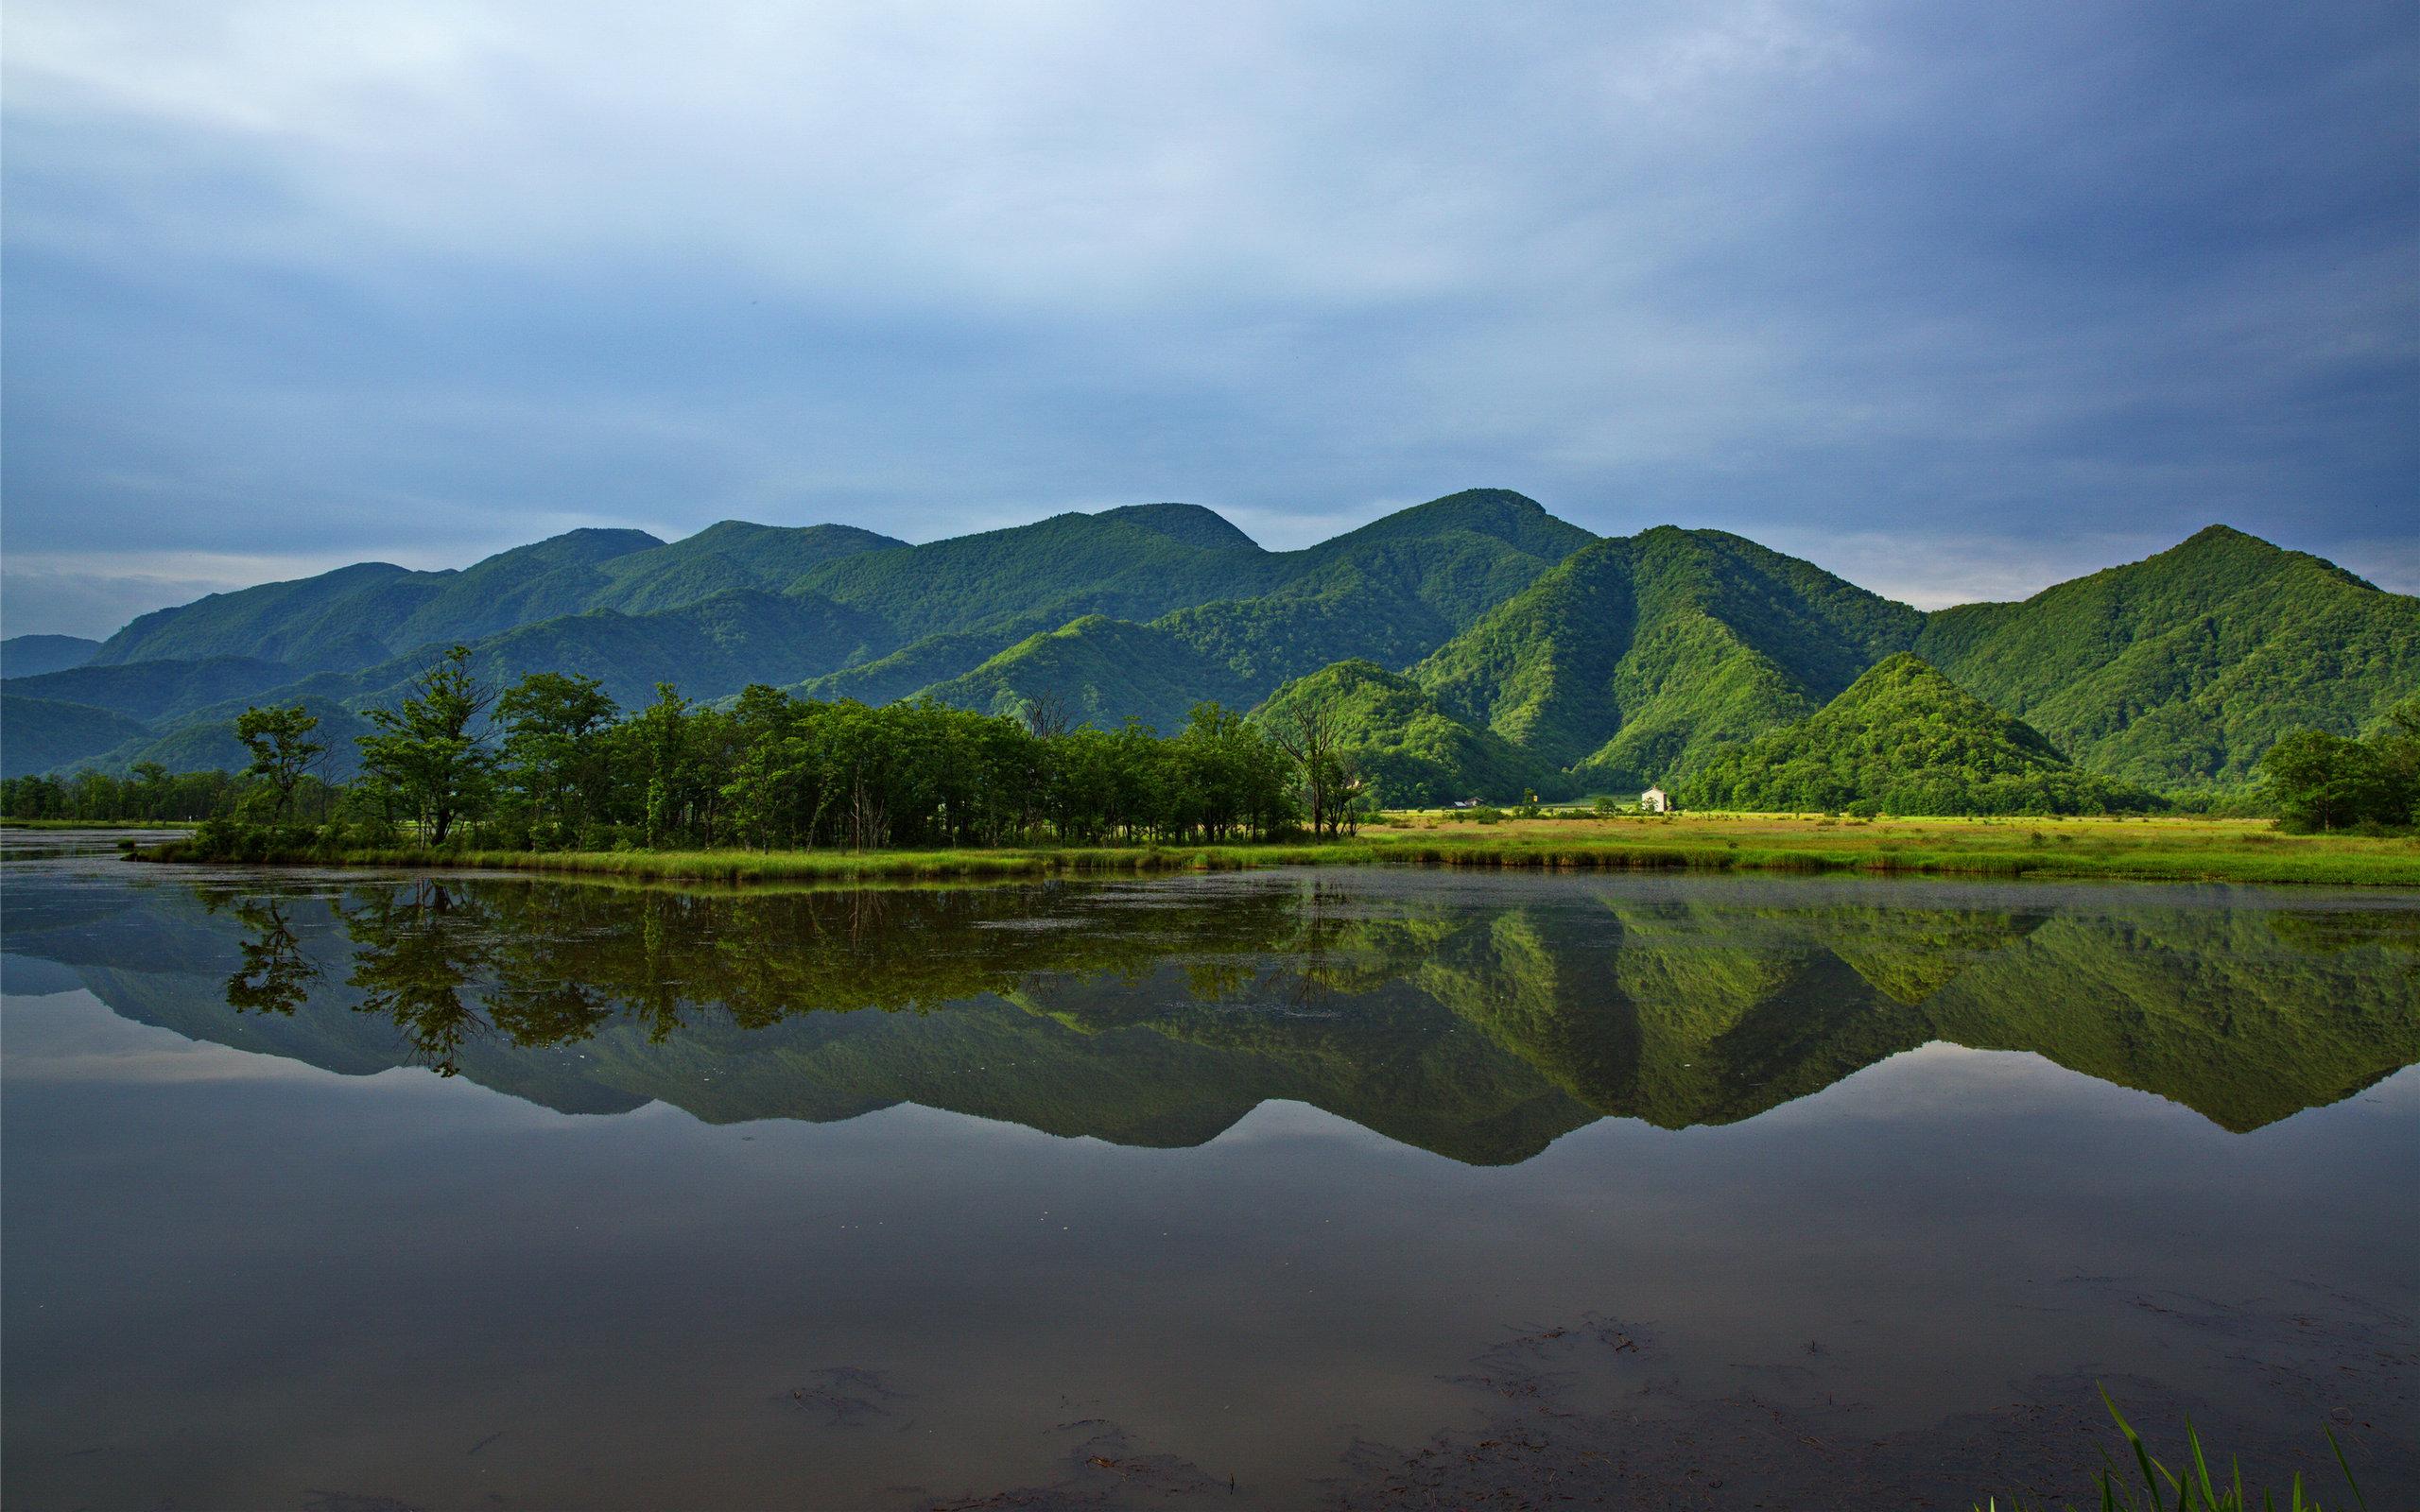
[1640,786,1669,814]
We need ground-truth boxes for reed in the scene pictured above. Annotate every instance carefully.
[1978,1389,2369,1512]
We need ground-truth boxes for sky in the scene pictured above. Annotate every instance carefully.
[4,1,2414,639]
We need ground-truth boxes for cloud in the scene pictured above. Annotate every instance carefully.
[3,0,2411,636]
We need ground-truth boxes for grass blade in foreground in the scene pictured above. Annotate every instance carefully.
[1976,1389,2378,1511]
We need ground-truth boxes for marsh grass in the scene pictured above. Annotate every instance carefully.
[2,816,199,830]
[1979,1389,2369,1512]
[130,813,2420,886]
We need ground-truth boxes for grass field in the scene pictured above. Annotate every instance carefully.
[126,812,2420,887]
[2,816,200,831]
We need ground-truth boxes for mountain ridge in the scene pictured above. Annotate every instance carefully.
[7,497,2409,806]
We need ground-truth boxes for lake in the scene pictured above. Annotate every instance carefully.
[4,830,2414,1509]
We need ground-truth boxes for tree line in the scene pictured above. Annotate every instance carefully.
[75,645,1372,854]
[2258,699,2419,833]
[0,764,337,825]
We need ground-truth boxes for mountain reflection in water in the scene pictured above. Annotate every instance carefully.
[13,867,2415,1161]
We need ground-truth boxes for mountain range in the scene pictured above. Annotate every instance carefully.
[5,490,2413,805]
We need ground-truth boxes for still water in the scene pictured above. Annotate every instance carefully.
[4,831,2415,1509]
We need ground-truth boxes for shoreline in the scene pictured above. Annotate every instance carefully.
[122,814,2420,888]
[2,816,201,831]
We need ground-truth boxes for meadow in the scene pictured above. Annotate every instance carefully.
[132,810,2420,888]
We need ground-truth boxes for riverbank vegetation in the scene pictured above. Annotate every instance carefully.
[130,812,2420,887]
[2260,699,2420,833]
[117,646,1353,858]
[1,764,317,825]
[15,644,2415,885]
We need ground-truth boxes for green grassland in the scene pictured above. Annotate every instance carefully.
[131,812,2420,887]
[2,816,199,830]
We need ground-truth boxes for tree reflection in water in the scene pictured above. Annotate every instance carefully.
[206,894,320,1019]
[179,873,2420,1157]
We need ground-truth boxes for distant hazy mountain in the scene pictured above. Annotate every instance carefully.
[1,695,151,776]
[1,635,101,679]
[5,491,2410,808]
[3,656,298,724]
[82,523,903,672]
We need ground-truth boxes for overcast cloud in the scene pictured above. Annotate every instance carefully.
[5,1,2413,636]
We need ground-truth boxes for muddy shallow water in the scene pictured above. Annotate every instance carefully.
[4,831,2414,1509]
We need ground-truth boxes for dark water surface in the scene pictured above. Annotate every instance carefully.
[4,832,2415,1510]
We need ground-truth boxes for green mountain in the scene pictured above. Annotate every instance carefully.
[789,489,1592,656]
[1410,527,1925,784]
[1252,660,1547,805]
[15,497,2411,805]
[92,559,439,673]
[379,527,670,647]
[1150,501,1594,689]
[1,695,152,775]
[84,524,908,675]
[791,504,1272,643]
[1915,525,2420,785]
[1,635,101,678]
[374,589,896,712]
[813,490,1599,730]
[1682,653,2161,815]
[920,615,1259,732]
[529,520,907,619]
[795,626,1058,708]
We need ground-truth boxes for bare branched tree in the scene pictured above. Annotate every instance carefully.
[1265,695,1346,837]
[1020,691,1072,741]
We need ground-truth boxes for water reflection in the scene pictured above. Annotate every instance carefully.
[209,894,318,1018]
[8,867,2410,1160]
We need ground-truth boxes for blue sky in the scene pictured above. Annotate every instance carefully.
[5,1,2414,638]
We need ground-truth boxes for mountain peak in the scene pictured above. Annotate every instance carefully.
[2165,523,2287,561]
[465,527,665,575]
[2144,523,2385,593]
[1093,503,1263,553]
[1328,489,1594,560]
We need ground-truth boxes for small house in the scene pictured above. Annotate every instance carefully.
[1640,786,1669,814]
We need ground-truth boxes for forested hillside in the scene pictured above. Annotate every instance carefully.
[1679,654,2161,815]
[1253,661,1546,806]
[3,656,296,724]
[5,493,2408,812]
[793,489,1597,721]
[1915,525,2420,784]
[0,695,150,777]
[1409,527,1923,783]
[6,490,1594,776]
[918,616,1259,734]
